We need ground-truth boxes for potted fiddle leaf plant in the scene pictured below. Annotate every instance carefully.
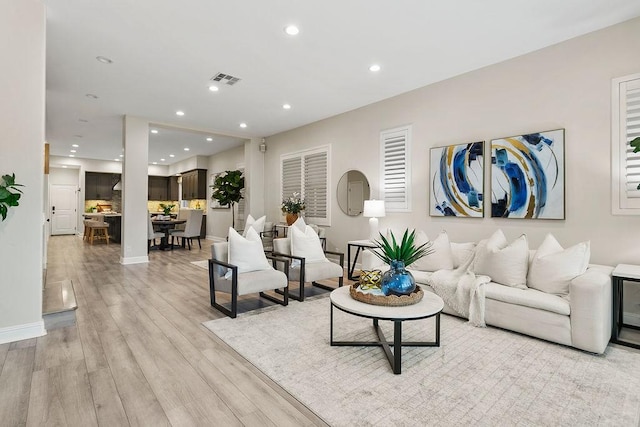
[210,170,244,228]
[0,173,24,221]
[372,229,433,296]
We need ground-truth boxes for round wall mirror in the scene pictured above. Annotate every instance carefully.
[337,170,370,216]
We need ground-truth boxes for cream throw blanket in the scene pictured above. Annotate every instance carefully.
[425,253,490,327]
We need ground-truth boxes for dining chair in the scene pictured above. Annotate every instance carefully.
[170,209,203,250]
[148,214,164,252]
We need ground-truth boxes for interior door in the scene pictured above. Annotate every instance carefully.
[347,180,364,215]
[51,184,77,235]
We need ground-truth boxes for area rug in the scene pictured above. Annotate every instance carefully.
[203,297,640,426]
[190,260,209,270]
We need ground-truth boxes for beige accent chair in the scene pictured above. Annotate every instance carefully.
[209,242,290,318]
[272,237,344,301]
[170,209,203,250]
[148,214,164,251]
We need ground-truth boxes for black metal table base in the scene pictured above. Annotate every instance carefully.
[330,304,440,374]
[612,274,640,349]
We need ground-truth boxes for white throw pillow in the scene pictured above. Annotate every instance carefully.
[288,216,307,236]
[226,227,272,278]
[290,225,327,264]
[451,242,477,268]
[411,230,454,271]
[243,214,266,237]
[473,230,529,289]
[527,234,591,296]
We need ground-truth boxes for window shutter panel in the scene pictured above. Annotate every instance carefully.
[381,127,411,211]
[282,157,302,200]
[624,79,640,198]
[304,151,328,220]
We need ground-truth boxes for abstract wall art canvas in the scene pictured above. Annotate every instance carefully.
[430,141,484,217]
[490,129,565,219]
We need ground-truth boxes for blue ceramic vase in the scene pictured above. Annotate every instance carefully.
[381,260,416,296]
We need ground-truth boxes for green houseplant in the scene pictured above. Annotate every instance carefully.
[159,203,175,215]
[281,192,305,225]
[0,173,24,221]
[372,229,433,296]
[210,170,245,228]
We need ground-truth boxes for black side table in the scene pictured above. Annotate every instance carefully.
[611,264,640,349]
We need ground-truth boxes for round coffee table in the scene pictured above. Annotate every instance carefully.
[330,286,444,374]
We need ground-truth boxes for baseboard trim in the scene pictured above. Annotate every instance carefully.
[0,320,46,345]
[120,256,149,265]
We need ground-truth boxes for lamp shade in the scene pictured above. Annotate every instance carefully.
[363,200,386,218]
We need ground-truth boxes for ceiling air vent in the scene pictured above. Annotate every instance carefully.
[210,72,241,86]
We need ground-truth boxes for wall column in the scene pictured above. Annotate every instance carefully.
[0,0,46,343]
[120,116,149,264]
[244,138,266,217]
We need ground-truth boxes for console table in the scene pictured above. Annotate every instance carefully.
[612,264,640,349]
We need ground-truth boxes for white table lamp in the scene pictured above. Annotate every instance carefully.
[363,199,386,241]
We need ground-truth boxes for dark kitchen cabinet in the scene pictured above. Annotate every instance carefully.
[86,172,116,200]
[168,176,180,200]
[148,176,169,200]
[181,169,207,200]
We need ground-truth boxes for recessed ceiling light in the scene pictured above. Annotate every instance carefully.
[96,56,113,64]
[283,104,292,110]
[239,123,247,128]
[72,144,79,148]
[284,25,299,36]
[70,150,76,153]
[169,154,175,158]
[369,64,381,72]
[114,158,120,162]
[69,155,75,158]
[160,158,165,162]
[206,137,213,142]
[176,110,185,116]
[119,154,124,157]
[208,85,219,92]
[85,93,98,99]
[184,147,190,151]
[62,165,68,168]
[152,162,157,165]
[150,129,158,134]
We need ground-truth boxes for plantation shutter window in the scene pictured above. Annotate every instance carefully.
[380,126,412,212]
[236,167,246,229]
[612,74,640,214]
[281,145,331,226]
[304,151,328,219]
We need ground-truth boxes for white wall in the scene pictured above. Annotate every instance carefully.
[0,0,46,342]
[265,17,640,266]
[206,146,245,240]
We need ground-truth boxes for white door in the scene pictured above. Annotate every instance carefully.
[347,180,364,216]
[51,184,77,235]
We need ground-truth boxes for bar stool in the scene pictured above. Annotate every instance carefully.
[84,219,110,245]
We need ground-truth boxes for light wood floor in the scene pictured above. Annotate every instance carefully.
[0,235,338,426]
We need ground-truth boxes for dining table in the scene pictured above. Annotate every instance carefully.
[151,218,187,250]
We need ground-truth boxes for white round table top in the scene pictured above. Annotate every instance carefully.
[330,286,444,321]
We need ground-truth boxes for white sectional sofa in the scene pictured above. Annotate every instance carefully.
[361,230,613,354]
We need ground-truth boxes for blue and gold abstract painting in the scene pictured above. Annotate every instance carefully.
[490,129,565,219]
[430,141,484,217]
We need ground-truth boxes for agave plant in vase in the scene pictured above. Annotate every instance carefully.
[372,229,433,296]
